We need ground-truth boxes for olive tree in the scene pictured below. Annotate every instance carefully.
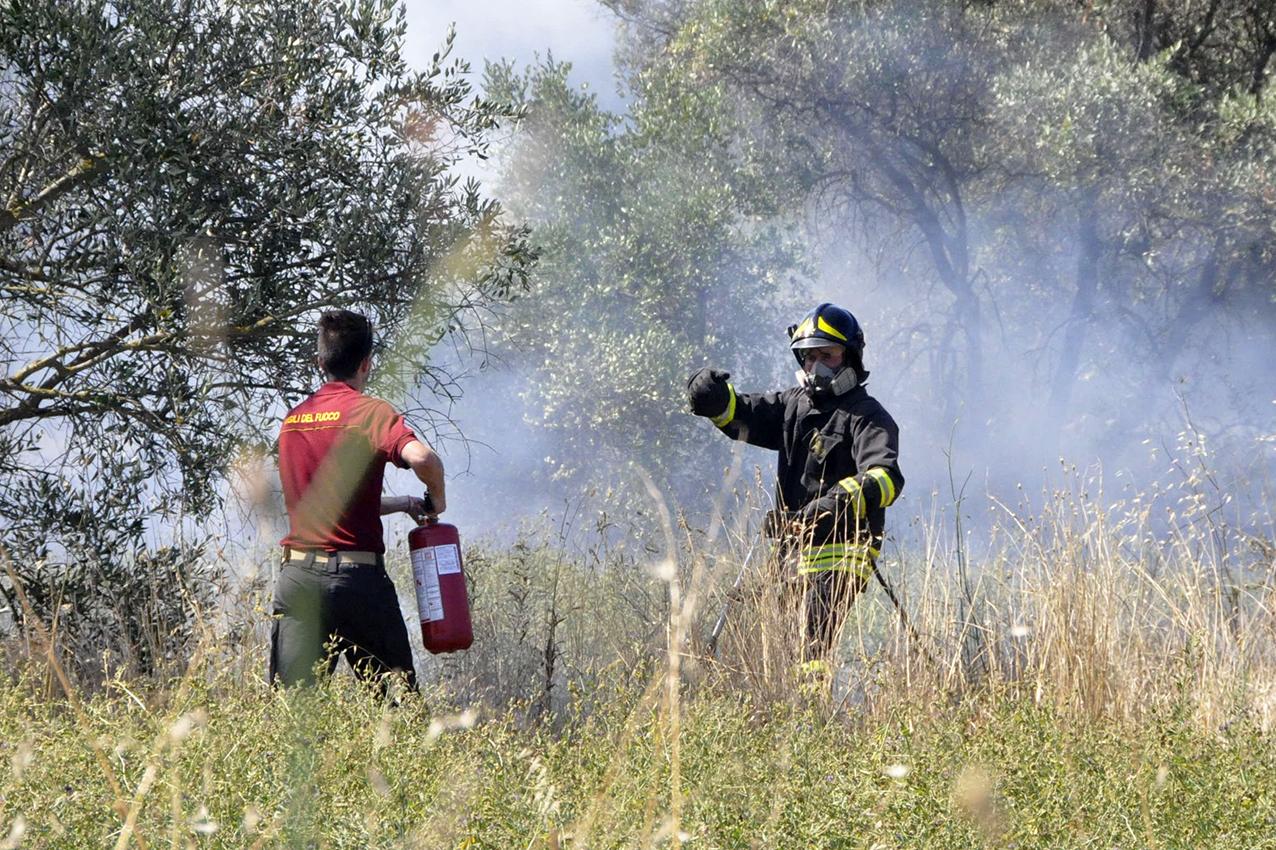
[607,0,1276,469]
[480,58,803,517]
[0,0,535,676]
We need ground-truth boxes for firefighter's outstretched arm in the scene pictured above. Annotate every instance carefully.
[686,367,786,451]
[798,411,904,531]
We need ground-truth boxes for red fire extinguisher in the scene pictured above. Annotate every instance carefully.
[409,493,473,653]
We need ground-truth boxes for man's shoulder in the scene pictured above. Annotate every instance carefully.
[280,385,401,431]
[284,388,322,415]
[773,386,805,404]
[279,388,327,430]
[843,388,897,426]
[348,392,403,419]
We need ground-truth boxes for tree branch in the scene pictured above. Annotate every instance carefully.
[0,155,105,235]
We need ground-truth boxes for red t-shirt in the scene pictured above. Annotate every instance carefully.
[278,382,418,553]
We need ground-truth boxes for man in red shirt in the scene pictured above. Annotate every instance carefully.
[271,310,446,689]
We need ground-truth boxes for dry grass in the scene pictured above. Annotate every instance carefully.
[703,469,1276,732]
[2,452,1274,847]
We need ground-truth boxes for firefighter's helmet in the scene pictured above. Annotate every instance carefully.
[787,303,865,366]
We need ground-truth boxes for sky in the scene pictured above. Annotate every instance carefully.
[402,0,624,110]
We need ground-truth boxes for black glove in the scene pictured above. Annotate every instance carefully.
[797,494,840,539]
[764,509,798,539]
[687,368,731,418]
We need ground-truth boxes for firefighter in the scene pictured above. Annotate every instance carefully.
[272,309,446,690]
[687,303,904,664]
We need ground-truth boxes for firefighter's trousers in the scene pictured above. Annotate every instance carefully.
[796,566,869,662]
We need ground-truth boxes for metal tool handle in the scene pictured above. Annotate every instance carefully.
[706,542,760,658]
[705,577,742,657]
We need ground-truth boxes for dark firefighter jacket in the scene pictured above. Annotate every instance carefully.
[711,382,904,575]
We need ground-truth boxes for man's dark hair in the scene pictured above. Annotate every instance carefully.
[317,310,374,379]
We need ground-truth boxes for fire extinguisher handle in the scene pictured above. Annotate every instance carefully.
[421,492,439,524]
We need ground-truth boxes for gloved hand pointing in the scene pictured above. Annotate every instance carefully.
[686,368,732,418]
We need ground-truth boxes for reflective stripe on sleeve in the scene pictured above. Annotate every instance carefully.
[798,542,879,577]
[837,476,867,516]
[866,467,898,507]
[711,384,737,428]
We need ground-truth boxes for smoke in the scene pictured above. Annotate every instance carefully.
[399,360,564,544]
[814,218,1276,539]
[407,1,1276,548]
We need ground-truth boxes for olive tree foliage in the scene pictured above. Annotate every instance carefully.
[990,30,1276,416]
[607,0,1276,467]
[611,1,1015,421]
[481,59,803,515]
[0,0,535,676]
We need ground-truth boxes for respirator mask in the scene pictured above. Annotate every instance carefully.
[795,360,859,400]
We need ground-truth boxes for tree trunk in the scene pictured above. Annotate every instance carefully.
[1046,188,1101,441]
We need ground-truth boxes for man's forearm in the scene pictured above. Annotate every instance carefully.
[400,440,446,512]
[380,496,408,516]
[413,455,444,503]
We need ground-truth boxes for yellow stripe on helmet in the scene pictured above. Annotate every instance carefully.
[816,315,848,342]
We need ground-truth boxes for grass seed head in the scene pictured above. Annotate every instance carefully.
[10,741,33,779]
[374,717,392,750]
[190,804,218,835]
[167,708,208,745]
[648,560,677,582]
[241,805,262,833]
[0,816,26,850]
[953,765,1003,838]
[368,766,390,797]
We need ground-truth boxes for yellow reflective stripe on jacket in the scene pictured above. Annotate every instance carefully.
[837,476,867,516]
[711,384,737,428]
[798,542,879,576]
[866,467,897,507]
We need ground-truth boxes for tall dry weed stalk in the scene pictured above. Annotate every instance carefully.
[688,454,1276,732]
[4,442,1274,847]
[8,433,1271,742]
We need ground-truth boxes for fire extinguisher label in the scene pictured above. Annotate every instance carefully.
[434,543,462,575]
[410,547,444,622]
